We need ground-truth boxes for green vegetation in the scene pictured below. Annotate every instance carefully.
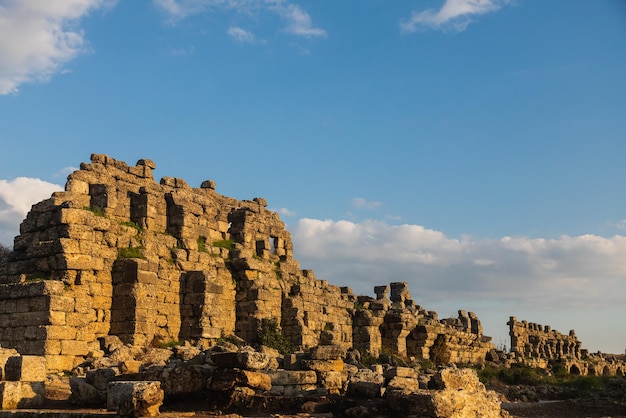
[256,318,296,355]
[120,220,142,230]
[157,340,184,349]
[84,205,106,217]
[216,334,245,347]
[274,262,282,279]
[197,236,208,253]
[118,246,146,259]
[22,272,51,282]
[477,363,612,390]
[353,301,365,311]
[212,239,234,249]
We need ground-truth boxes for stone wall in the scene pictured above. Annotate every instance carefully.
[353,282,494,363]
[0,154,358,370]
[0,154,500,372]
[507,316,626,376]
[508,316,581,360]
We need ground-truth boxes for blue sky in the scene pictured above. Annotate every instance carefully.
[1,0,625,353]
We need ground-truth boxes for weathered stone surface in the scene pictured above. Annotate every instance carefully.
[383,366,418,379]
[69,377,102,405]
[211,350,275,371]
[86,367,118,391]
[107,381,164,418]
[386,368,505,418]
[210,368,271,392]
[310,345,346,361]
[386,376,420,393]
[267,370,317,386]
[161,364,212,396]
[428,368,481,391]
[0,382,44,409]
[302,359,344,372]
[347,369,384,398]
[4,356,46,382]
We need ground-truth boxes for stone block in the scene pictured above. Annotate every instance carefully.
[309,344,346,360]
[302,359,344,372]
[267,370,317,386]
[428,367,481,391]
[107,381,164,418]
[383,366,418,379]
[45,355,77,373]
[46,325,77,340]
[4,356,46,382]
[317,371,344,391]
[60,340,89,356]
[0,381,45,409]
[211,351,274,371]
[387,376,419,392]
[210,369,271,392]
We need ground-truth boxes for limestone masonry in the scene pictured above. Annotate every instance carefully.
[0,154,495,372]
[0,154,622,378]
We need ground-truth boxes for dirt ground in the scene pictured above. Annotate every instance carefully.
[503,399,626,418]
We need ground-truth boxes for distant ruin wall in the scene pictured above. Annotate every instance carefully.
[508,316,625,376]
[508,316,581,360]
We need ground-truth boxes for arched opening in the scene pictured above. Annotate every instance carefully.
[569,364,581,375]
[603,366,611,376]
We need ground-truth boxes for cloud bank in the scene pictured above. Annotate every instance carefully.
[0,0,115,94]
[401,0,510,33]
[292,218,626,310]
[0,178,62,245]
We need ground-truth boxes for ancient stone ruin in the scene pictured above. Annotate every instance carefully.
[0,154,494,373]
[0,154,624,417]
[508,316,625,377]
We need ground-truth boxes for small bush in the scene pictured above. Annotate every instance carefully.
[118,247,146,259]
[212,239,234,249]
[85,206,106,217]
[197,236,208,253]
[257,318,296,355]
[216,334,245,347]
[158,340,184,349]
[120,220,142,230]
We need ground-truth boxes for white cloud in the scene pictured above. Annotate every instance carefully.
[400,0,509,33]
[153,0,326,38]
[52,166,79,179]
[352,197,382,210]
[292,218,626,352]
[0,0,116,94]
[292,218,626,308]
[0,177,62,245]
[269,2,326,38]
[227,26,259,43]
[277,207,295,216]
[153,0,254,20]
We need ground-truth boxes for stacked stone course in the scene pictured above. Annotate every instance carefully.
[352,282,493,363]
[0,154,497,372]
[507,316,625,376]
